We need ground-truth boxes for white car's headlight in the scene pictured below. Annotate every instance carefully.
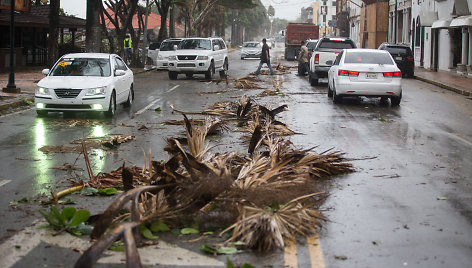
[197,56,209,60]
[168,56,177,61]
[35,86,51,95]
[85,87,106,96]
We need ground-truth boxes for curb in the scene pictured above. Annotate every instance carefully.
[414,75,472,97]
[0,96,34,112]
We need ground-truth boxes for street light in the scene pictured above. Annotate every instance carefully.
[3,0,19,93]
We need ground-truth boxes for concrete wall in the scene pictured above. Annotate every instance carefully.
[423,27,432,69]
[438,29,453,71]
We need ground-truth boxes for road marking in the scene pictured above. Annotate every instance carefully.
[0,180,11,188]
[307,234,325,268]
[135,85,180,115]
[284,239,298,268]
[0,221,224,267]
[448,132,472,146]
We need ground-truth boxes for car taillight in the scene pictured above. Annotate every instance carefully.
[314,54,319,64]
[383,72,401,77]
[407,56,414,61]
[338,70,359,76]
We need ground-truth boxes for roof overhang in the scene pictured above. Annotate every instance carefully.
[450,15,472,27]
[419,11,438,27]
[432,19,452,29]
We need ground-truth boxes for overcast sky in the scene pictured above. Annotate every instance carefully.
[60,0,314,21]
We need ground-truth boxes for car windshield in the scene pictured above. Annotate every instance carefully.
[178,39,211,50]
[50,58,111,77]
[385,46,412,55]
[243,42,260,48]
[319,40,355,49]
[160,40,181,51]
[344,52,394,65]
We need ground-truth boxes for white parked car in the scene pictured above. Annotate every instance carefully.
[147,42,161,66]
[155,38,183,69]
[240,41,261,59]
[327,49,402,106]
[167,37,228,80]
[35,53,134,116]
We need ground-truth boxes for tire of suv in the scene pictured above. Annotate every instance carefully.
[310,75,319,86]
[391,93,402,106]
[219,59,228,78]
[205,61,215,80]
[169,71,178,80]
[36,110,48,117]
[327,82,333,97]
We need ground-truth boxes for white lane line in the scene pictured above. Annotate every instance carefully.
[135,98,161,115]
[0,180,11,188]
[135,85,180,115]
[448,133,472,146]
[166,84,180,93]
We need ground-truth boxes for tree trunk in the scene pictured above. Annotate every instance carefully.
[48,0,60,67]
[169,4,175,38]
[86,0,102,53]
[155,0,171,42]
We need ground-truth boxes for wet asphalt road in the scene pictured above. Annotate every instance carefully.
[0,44,471,267]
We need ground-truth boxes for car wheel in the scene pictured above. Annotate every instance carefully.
[332,85,342,103]
[391,93,402,106]
[36,110,47,117]
[124,84,134,107]
[205,62,215,80]
[327,82,333,97]
[105,91,116,117]
[219,59,228,78]
[241,56,244,60]
[168,71,178,80]
[310,77,318,86]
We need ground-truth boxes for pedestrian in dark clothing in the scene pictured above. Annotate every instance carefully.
[255,38,274,75]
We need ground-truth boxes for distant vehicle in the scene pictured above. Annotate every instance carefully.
[378,43,414,77]
[167,37,228,80]
[267,38,275,48]
[147,42,161,65]
[284,23,319,60]
[240,41,262,59]
[327,49,402,106]
[156,38,183,69]
[309,36,356,86]
[35,53,134,117]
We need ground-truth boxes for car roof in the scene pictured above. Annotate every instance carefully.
[164,38,183,41]
[321,37,352,41]
[62,53,113,59]
[380,43,410,47]
[345,48,389,54]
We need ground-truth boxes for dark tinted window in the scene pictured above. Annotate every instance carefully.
[160,40,181,51]
[344,52,394,65]
[218,39,226,49]
[384,46,412,56]
[306,41,317,51]
[319,40,356,49]
[149,42,161,50]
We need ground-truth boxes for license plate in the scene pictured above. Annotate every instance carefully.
[366,73,377,79]
[395,56,402,60]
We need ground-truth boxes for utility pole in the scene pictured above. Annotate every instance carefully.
[142,0,150,66]
[3,0,19,93]
[394,0,397,43]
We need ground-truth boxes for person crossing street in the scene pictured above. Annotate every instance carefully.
[255,38,274,75]
[124,34,133,64]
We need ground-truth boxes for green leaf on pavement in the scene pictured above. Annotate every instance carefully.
[69,209,90,227]
[98,188,118,196]
[61,207,76,221]
[181,227,199,235]
[379,118,387,122]
[437,197,448,200]
[150,221,170,233]
[216,246,238,254]
[200,243,217,254]
[80,187,98,196]
[155,107,162,112]
[140,225,158,239]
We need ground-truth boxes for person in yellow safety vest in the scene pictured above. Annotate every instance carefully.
[124,34,133,60]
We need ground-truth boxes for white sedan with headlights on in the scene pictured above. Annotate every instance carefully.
[35,53,134,116]
[327,49,402,106]
[155,38,183,69]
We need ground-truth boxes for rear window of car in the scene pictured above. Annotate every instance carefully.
[384,46,412,56]
[344,52,394,65]
[160,40,181,51]
[319,40,356,49]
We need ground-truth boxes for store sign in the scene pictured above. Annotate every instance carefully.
[0,0,30,12]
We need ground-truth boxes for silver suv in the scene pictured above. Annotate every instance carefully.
[167,37,228,80]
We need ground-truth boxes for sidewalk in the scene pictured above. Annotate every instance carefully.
[414,67,472,97]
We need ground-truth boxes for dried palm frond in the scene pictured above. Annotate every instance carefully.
[221,192,326,252]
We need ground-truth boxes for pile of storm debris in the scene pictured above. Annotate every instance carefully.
[66,95,354,267]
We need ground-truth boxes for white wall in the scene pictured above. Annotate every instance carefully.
[438,29,453,71]
[423,27,432,69]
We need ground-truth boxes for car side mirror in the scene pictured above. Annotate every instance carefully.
[173,45,178,51]
[115,69,126,76]
[42,69,50,75]
[326,60,333,66]
[214,45,220,51]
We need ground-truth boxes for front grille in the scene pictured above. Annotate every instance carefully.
[54,88,82,98]
[177,63,196,67]
[163,63,168,66]
[178,55,197,60]
[46,104,92,109]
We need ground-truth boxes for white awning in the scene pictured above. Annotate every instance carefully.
[419,11,438,27]
[432,19,452,29]
[450,15,472,27]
